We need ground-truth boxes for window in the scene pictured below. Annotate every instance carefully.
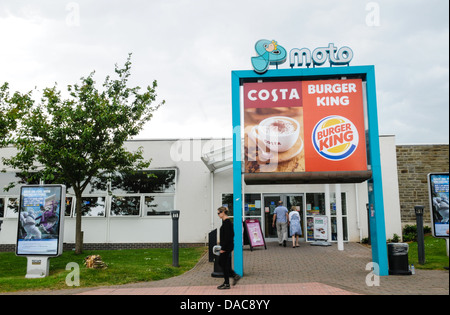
[65,197,73,217]
[78,197,106,217]
[0,169,177,218]
[330,193,348,241]
[0,198,4,218]
[144,195,174,216]
[110,170,176,194]
[110,196,141,216]
[305,193,325,241]
[306,193,325,216]
[109,169,176,217]
[222,193,263,218]
[221,193,234,217]
[244,194,262,217]
[4,198,19,218]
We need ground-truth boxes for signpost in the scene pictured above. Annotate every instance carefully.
[231,40,389,276]
[16,185,66,278]
[428,173,449,261]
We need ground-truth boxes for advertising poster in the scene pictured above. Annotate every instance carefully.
[16,185,65,256]
[428,173,449,238]
[243,79,367,173]
[244,219,266,249]
[313,215,328,240]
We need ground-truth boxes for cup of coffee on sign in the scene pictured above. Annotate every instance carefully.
[250,116,300,153]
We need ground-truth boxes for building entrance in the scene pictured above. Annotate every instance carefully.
[263,194,304,240]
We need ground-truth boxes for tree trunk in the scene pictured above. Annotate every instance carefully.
[75,191,83,254]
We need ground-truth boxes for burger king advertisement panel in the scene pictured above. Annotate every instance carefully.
[244,79,367,173]
[303,79,367,172]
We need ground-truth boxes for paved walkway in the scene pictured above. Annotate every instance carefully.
[23,241,447,295]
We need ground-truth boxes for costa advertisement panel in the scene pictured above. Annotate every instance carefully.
[16,185,65,257]
[243,79,367,173]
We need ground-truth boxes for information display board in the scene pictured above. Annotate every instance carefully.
[428,173,449,238]
[243,219,266,251]
[16,185,66,256]
[313,215,329,241]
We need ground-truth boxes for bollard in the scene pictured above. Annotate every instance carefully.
[171,210,180,267]
[414,205,426,265]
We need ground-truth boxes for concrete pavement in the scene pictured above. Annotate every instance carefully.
[3,241,447,295]
[75,241,448,295]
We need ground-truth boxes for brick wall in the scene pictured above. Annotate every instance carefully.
[396,144,449,225]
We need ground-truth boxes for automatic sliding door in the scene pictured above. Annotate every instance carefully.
[263,195,281,238]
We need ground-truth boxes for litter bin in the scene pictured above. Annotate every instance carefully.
[387,243,412,275]
[211,245,224,278]
[208,229,217,262]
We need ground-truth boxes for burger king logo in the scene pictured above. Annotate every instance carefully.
[312,115,359,161]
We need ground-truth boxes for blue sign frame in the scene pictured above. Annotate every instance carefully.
[231,65,389,276]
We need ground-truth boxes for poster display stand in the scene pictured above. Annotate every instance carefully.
[16,185,66,278]
[243,219,266,251]
[310,215,331,246]
[25,256,50,278]
[427,173,449,239]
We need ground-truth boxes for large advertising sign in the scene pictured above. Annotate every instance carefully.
[16,185,65,256]
[243,79,367,173]
[428,173,449,238]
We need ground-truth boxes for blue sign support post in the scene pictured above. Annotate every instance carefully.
[231,71,244,277]
[231,65,389,277]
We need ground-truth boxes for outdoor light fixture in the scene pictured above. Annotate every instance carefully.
[171,210,180,267]
[414,205,426,265]
[414,205,424,216]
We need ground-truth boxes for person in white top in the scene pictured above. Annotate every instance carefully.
[289,206,302,248]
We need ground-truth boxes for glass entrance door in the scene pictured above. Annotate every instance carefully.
[263,194,305,239]
[263,195,281,238]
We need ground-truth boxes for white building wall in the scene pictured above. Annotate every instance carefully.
[379,135,403,240]
[0,136,401,246]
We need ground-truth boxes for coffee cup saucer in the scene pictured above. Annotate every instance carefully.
[245,132,304,164]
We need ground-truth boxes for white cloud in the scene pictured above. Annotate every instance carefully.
[0,0,448,144]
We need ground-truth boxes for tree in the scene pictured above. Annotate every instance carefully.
[4,55,164,254]
[0,83,33,147]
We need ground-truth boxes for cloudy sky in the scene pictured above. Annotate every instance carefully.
[0,0,448,144]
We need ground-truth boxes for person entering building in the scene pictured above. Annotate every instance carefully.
[289,206,302,248]
[272,201,289,247]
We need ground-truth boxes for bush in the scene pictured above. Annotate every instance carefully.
[402,224,432,242]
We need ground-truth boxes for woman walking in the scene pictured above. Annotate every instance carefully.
[289,206,302,248]
[217,206,240,289]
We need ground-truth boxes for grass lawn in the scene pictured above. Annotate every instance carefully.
[407,235,449,270]
[0,247,206,293]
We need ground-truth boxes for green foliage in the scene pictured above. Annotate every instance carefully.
[4,55,163,189]
[0,247,206,293]
[3,54,164,253]
[0,83,33,147]
[402,224,432,242]
[387,233,401,243]
[408,235,449,270]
